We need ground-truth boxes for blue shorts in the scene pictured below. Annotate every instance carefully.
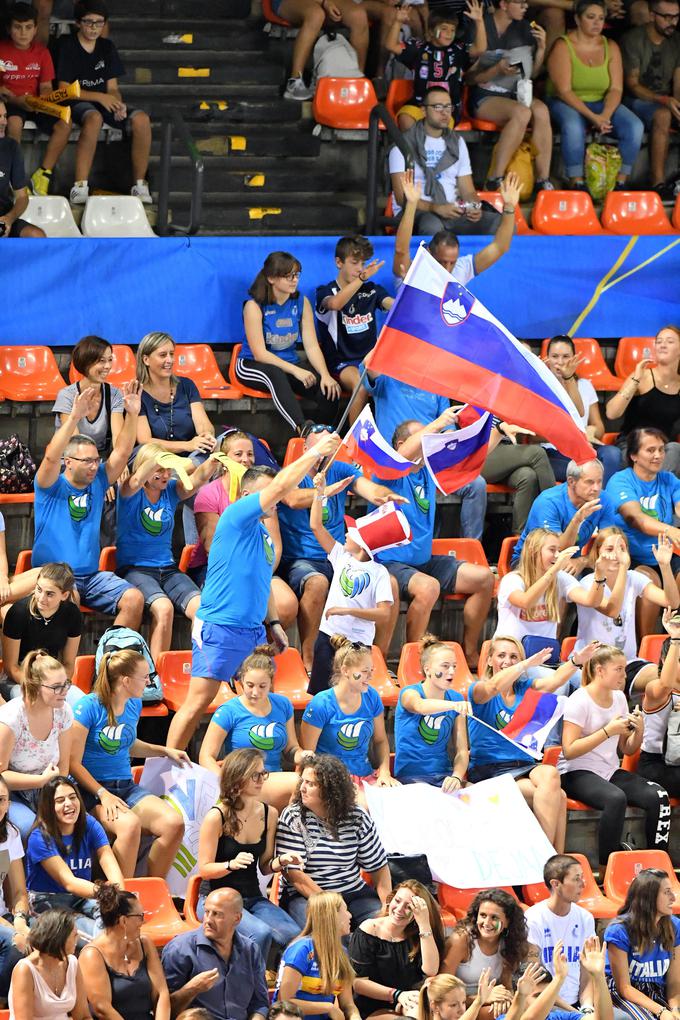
[333,359,363,378]
[625,97,660,129]
[381,554,461,600]
[75,570,133,615]
[70,100,141,133]
[191,617,266,683]
[83,778,151,812]
[280,557,333,599]
[120,566,199,613]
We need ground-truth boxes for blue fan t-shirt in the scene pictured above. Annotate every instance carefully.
[302,686,384,777]
[241,295,302,364]
[604,915,680,984]
[513,483,618,564]
[199,492,275,628]
[116,480,180,570]
[27,814,110,893]
[363,375,449,452]
[606,467,680,566]
[278,461,361,562]
[211,693,294,772]
[73,693,142,783]
[33,464,108,574]
[468,677,534,771]
[373,467,435,566]
[394,683,463,780]
[275,936,343,1020]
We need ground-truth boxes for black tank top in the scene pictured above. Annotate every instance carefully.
[91,939,154,1020]
[208,803,269,899]
[622,370,680,441]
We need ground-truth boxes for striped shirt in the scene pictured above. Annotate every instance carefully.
[275,804,388,895]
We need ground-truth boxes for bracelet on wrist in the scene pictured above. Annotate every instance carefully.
[594,577,607,584]
[502,206,515,215]
[225,860,232,872]
[602,725,609,738]
[450,776,462,786]
[419,929,433,938]
[631,376,640,384]
[392,990,403,1008]
[562,373,575,381]
[671,638,680,644]
[268,619,281,627]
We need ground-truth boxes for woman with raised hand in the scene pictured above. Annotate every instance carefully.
[199,645,311,813]
[70,649,189,878]
[53,335,124,455]
[197,747,302,960]
[417,970,494,1020]
[0,650,73,840]
[604,868,680,1020]
[274,891,359,1020]
[79,883,170,1020]
[8,908,90,1020]
[394,634,469,790]
[26,775,124,940]
[350,880,445,1019]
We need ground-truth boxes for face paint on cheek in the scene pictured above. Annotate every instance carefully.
[435,671,444,678]
[353,673,363,680]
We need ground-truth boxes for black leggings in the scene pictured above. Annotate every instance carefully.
[638,751,680,798]
[309,631,335,696]
[561,768,671,864]
[234,356,339,433]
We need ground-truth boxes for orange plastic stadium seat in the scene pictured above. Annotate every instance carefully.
[477,639,490,677]
[396,641,472,693]
[674,194,680,231]
[614,337,655,381]
[539,337,621,391]
[312,77,378,130]
[282,436,354,467]
[262,0,291,25]
[542,747,590,810]
[13,550,32,574]
[0,493,34,506]
[385,78,413,121]
[561,637,576,660]
[601,191,675,235]
[431,538,494,600]
[228,344,268,399]
[622,748,640,772]
[604,850,680,911]
[438,882,523,920]
[72,655,95,693]
[531,190,606,235]
[99,546,116,572]
[602,432,619,445]
[178,544,198,573]
[0,345,66,401]
[477,190,533,234]
[638,634,666,663]
[522,852,618,918]
[497,536,519,578]
[124,878,198,945]
[370,646,400,707]
[184,873,201,926]
[174,343,242,400]
[271,647,311,710]
[69,344,136,387]
[157,650,233,714]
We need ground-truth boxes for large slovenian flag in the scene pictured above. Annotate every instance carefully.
[365,245,596,464]
[501,690,566,757]
[422,411,493,494]
[343,407,415,479]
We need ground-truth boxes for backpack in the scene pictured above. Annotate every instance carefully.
[490,138,535,201]
[585,141,622,201]
[0,434,36,494]
[95,626,164,703]
[313,32,362,86]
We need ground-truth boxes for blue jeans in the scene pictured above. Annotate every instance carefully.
[546,98,644,176]
[9,794,38,843]
[0,921,14,985]
[31,892,103,940]
[198,893,299,959]
[282,884,381,929]
[455,475,487,540]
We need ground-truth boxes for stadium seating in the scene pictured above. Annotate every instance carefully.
[603,850,680,911]
[370,645,400,707]
[396,640,473,693]
[24,196,81,237]
[71,654,168,717]
[262,0,291,26]
[438,882,524,919]
[430,538,496,599]
[184,873,202,925]
[542,746,590,810]
[0,493,34,506]
[539,337,621,391]
[228,344,268,399]
[477,190,533,235]
[157,650,234,714]
[385,79,413,122]
[614,336,655,381]
[69,344,136,387]
[600,191,675,235]
[521,851,618,918]
[174,343,242,400]
[312,78,378,131]
[124,877,198,944]
[497,536,518,578]
[638,633,666,662]
[270,646,311,710]
[178,544,198,573]
[531,190,606,236]
[81,196,157,238]
[0,345,66,402]
[282,435,354,467]
[673,194,680,231]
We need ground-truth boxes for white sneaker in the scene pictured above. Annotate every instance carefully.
[70,180,89,204]
[131,180,152,204]
[284,76,313,101]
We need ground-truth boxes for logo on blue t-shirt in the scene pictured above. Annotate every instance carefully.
[98,723,134,755]
[337,721,365,750]
[68,492,90,522]
[440,282,473,327]
[640,494,660,518]
[418,714,444,744]
[495,707,512,729]
[413,483,430,514]
[249,722,276,751]
[263,533,275,565]
[141,506,165,536]
[339,565,370,599]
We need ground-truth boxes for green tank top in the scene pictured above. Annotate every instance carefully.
[550,34,611,102]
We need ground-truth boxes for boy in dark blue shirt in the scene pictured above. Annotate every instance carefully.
[315,235,393,424]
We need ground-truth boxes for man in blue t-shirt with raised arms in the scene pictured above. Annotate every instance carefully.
[167,429,341,751]
[33,382,144,628]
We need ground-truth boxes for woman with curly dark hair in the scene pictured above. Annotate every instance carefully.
[349,879,445,1019]
[196,748,303,960]
[442,889,529,1018]
[604,868,680,1020]
[275,754,392,929]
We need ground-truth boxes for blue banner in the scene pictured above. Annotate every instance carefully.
[0,233,678,345]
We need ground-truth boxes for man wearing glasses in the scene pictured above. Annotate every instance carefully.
[32,382,144,629]
[621,0,680,199]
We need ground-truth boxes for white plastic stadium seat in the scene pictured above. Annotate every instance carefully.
[81,196,156,237]
[24,196,82,237]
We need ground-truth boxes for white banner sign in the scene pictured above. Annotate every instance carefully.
[364,773,555,888]
[140,757,220,896]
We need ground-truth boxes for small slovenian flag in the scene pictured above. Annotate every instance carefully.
[342,407,415,480]
[501,690,566,757]
[421,411,493,494]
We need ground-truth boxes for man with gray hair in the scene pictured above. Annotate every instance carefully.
[512,459,617,573]
[33,382,144,627]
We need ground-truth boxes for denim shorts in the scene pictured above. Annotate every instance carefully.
[280,557,333,599]
[75,570,134,615]
[82,778,151,812]
[191,617,266,683]
[70,100,141,133]
[120,566,199,613]
[624,97,659,129]
[382,554,461,600]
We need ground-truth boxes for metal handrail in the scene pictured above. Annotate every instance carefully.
[156,109,204,236]
[365,102,412,235]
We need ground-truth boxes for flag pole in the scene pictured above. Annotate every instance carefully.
[320,364,369,473]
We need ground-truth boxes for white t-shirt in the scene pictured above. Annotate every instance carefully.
[0,699,73,775]
[389,136,472,215]
[394,253,475,292]
[0,825,23,915]
[558,687,629,780]
[525,900,596,1006]
[543,379,597,451]
[575,570,649,660]
[319,543,393,645]
[495,571,579,641]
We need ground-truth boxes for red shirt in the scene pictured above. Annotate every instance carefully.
[0,41,54,97]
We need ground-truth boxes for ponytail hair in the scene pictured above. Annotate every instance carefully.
[29,563,76,618]
[581,644,625,686]
[329,635,371,686]
[95,882,138,928]
[238,645,276,684]
[22,650,64,705]
[419,633,450,672]
[94,650,146,726]
[418,975,466,1020]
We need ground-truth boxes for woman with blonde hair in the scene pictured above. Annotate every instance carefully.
[70,648,189,877]
[135,331,216,454]
[418,970,494,1020]
[275,891,359,1020]
[350,880,445,1019]
[559,644,670,870]
[0,650,74,839]
[197,747,303,959]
